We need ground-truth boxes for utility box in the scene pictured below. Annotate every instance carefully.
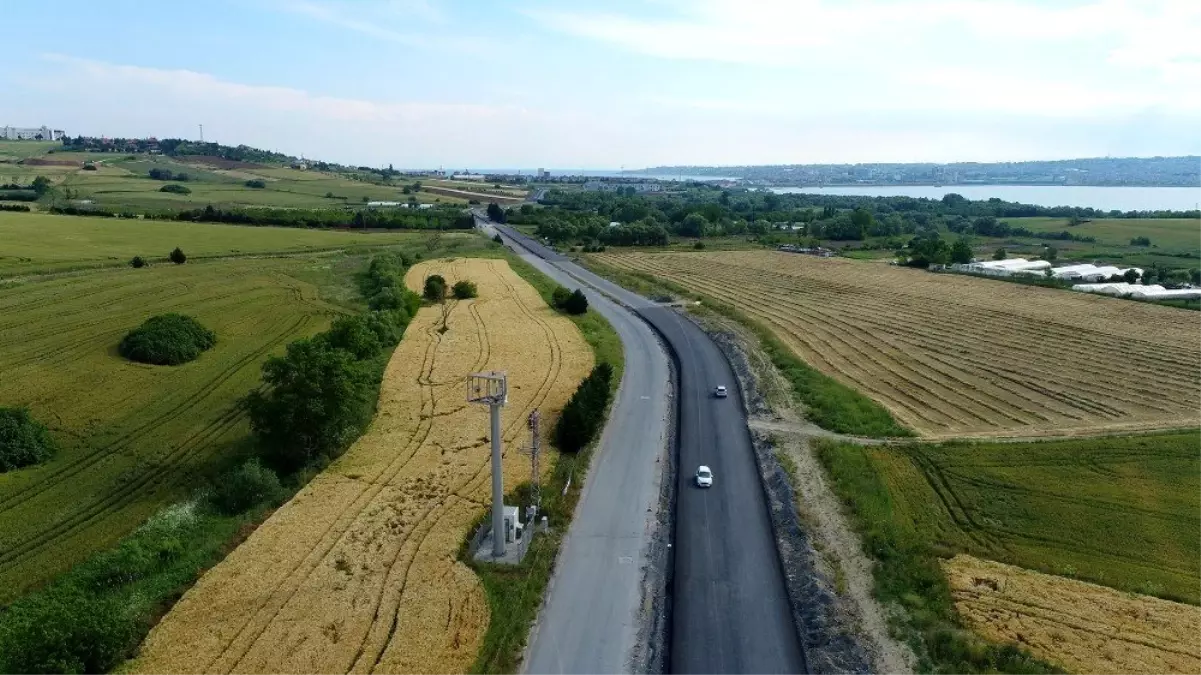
[503,505,523,542]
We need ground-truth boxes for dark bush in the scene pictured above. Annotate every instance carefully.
[130,256,146,268]
[423,274,447,302]
[169,247,187,264]
[0,407,57,473]
[452,280,478,299]
[147,168,172,180]
[323,311,403,360]
[562,289,588,315]
[244,179,267,189]
[0,203,32,212]
[492,233,503,244]
[0,586,136,674]
[118,313,216,366]
[208,459,284,515]
[82,163,98,171]
[554,363,614,453]
[159,184,191,195]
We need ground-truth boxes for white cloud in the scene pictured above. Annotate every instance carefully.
[279,0,480,51]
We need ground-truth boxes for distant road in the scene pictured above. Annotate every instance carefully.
[487,218,808,673]
[477,214,672,674]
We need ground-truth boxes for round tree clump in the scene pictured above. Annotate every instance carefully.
[0,407,57,472]
[119,313,216,366]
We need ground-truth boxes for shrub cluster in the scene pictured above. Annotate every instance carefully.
[169,247,187,264]
[0,407,57,473]
[0,190,38,202]
[0,203,32,212]
[244,179,267,189]
[553,363,614,453]
[130,255,147,268]
[246,253,420,473]
[452,280,478,299]
[0,584,136,674]
[423,274,447,302]
[207,459,284,515]
[118,313,216,366]
[156,204,473,230]
[159,184,191,195]
[147,168,188,181]
[551,286,589,315]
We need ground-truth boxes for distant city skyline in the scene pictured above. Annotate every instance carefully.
[2,1,1199,168]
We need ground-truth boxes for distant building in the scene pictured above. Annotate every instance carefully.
[1,125,65,141]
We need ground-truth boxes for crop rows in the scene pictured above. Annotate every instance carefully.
[130,258,593,674]
[944,554,1199,674]
[0,259,337,600]
[598,251,1200,437]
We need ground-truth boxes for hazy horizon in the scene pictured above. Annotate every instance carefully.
[3,1,1199,168]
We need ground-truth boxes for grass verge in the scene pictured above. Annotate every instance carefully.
[580,256,909,437]
[462,253,624,674]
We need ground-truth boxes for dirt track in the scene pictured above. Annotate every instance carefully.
[129,258,592,674]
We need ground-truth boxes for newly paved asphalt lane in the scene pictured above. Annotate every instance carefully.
[491,220,807,674]
[483,217,672,674]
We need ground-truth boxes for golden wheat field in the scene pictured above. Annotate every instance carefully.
[596,251,1201,437]
[944,554,1201,674]
[128,258,593,674]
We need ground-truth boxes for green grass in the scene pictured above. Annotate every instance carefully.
[0,141,59,161]
[0,211,441,277]
[463,250,624,674]
[0,255,367,601]
[580,256,910,437]
[814,431,1199,672]
[816,439,1071,667]
[1008,217,1201,252]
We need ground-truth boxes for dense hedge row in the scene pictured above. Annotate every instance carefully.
[156,205,474,230]
[553,363,614,453]
[0,203,31,212]
[118,314,216,366]
[245,252,422,473]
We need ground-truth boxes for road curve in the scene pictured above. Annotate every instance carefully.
[491,221,808,674]
[481,216,672,674]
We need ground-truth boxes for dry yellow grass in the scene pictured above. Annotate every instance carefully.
[943,554,1201,674]
[597,251,1201,437]
[128,258,592,674]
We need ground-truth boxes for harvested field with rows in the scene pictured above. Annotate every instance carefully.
[130,258,592,674]
[944,554,1200,674]
[0,256,347,601]
[595,251,1201,437]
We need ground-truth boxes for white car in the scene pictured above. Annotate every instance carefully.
[695,465,713,488]
[714,385,728,398]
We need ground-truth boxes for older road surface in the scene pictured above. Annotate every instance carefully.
[490,220,807,674]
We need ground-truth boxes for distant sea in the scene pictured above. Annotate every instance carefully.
[472,169,740,181]
[768,185,1200,212]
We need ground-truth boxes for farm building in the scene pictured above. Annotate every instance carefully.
[957,258,1052,277]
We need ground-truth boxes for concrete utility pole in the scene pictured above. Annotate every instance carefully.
[468,371,508,557]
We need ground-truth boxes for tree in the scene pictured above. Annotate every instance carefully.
[849,208,874,238]
[159,184,191,194]
[452,280,478,299]
[30,175,52,196]
[992,247,1007,260]
[245,338,373,473]
[148,168,173,180]
[551,286,572,309]
[423,274,447,303]
[244,179,267,189]
[1044,245,1058,261]
[130,256,146,268]
[492,233,503,245]
[949,238,973,264]
[1130,236,1151,246]
[1123,269,1140,284]
[486,202,507,223]
[169,247,187,264]
[679,212,709,238]
[562,289,588,315]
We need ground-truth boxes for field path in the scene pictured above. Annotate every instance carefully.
[128,258,592,674]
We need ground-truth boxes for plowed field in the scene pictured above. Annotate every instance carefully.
[596,251,1201,437]
[129,258,592,674]
[944,554,1201,674]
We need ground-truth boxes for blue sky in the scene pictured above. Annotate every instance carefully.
[2,0,1199,168]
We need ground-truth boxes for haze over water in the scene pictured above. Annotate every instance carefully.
[769,185,1201,212]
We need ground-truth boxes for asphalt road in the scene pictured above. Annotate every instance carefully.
[482,216,672,674]
[491,220,807,674]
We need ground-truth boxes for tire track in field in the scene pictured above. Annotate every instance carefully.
[0,315,315,571]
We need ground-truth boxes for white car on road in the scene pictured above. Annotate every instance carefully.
[714,385,728,398]
[695,465,713,488]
